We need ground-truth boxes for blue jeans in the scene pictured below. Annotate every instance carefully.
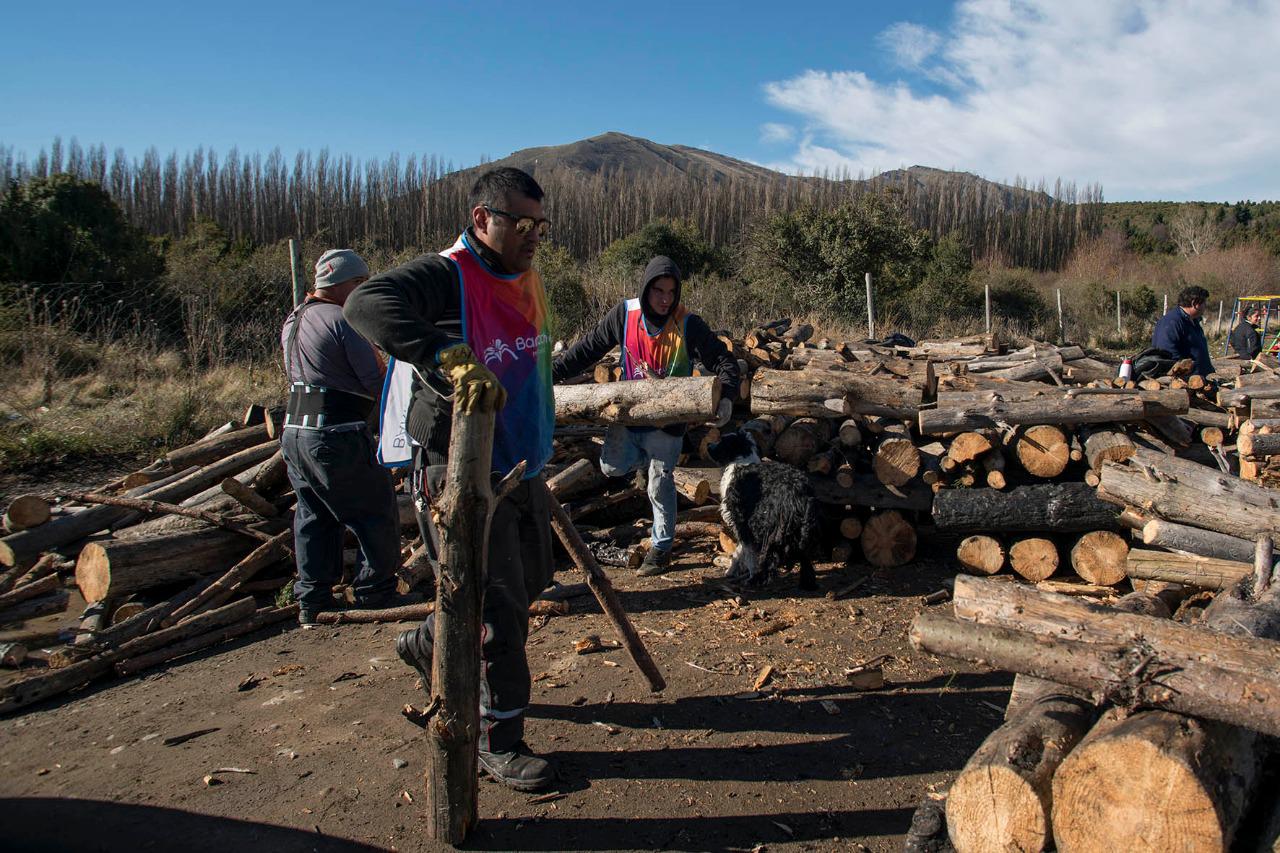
[281,425,400,610]
[600,425,683,552]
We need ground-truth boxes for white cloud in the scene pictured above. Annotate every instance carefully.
[759,122,796,144]
[763,0,1280,200]
[878,22,942,69]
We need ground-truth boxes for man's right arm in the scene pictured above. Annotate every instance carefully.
[552,302,626,382]
[344,254,458,369]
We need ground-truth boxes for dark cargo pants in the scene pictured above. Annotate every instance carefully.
[281,425,400,610]
[414,456,554,753]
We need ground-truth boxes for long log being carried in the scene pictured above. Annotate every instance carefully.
[750,367,923,419]
[554,376,720,426]
[919,389,1187,434]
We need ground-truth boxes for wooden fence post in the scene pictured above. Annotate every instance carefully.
[1116,291,1122,334]
[289,239,306,308]
[985,284,992,334]
[1056,289,1065,343]
[865,272,875,341]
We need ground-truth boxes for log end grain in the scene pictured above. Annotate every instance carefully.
[1015,425,1070,479]
[1070,530,1129,586]
[861,510,917,568]
[4,495,51,531]
[947,765,1048,853]
[1009,538,1059,582]
[74,543,111,603]
[1051,722,1227,853]
[873,437,922,487]
[957,535,1005,576]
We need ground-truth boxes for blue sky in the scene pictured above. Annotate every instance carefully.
[3,0,1277,202]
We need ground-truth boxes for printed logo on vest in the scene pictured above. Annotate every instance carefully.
[482,339,518,365]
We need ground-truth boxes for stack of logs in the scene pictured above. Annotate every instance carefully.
[0,406,436,714]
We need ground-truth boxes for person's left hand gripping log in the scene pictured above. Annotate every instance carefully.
[439,343,507,414]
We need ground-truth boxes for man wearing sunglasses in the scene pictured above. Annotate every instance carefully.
[345,167,557,792]
[551,255,740,576]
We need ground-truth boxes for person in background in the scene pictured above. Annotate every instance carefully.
[280,249,404,627]
[551,255,740,576]
[1151,284,1215,378]
[1229,304,1265,361]
[344,168,557,792]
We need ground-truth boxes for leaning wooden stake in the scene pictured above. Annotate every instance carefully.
[538,476,666,693]
[424,402,499,844]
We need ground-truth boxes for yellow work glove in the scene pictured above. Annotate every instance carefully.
[438,343,507,414]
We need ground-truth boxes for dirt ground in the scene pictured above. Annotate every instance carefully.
[0,456,1008,853]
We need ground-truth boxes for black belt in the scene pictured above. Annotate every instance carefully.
[285,383,372,429]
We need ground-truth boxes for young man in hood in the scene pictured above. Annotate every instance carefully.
[552,255,740,575]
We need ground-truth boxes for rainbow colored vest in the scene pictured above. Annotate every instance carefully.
[443,233,555,478]
[620,298,691,381]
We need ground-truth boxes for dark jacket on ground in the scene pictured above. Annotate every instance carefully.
[551,256,740,436]
[1229,318,1263,360]
[1151,306,1214,378]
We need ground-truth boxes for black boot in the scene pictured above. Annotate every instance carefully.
[478,741,554,792]
[395,624,433,692]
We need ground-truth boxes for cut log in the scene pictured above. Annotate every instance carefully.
[1096,454,1280,541]
[956,535,1005,576]
[1014,425,1070,478]
[773,418,827,467]
[1069,531,1128,586]
[861,510,916,568]
[672,468,712,505]
[160,530,293,626]
[544,458,606,503]
[4,496,51,532]
[75,528,262,603]
[0,574,60,611]
[751,367,922,419]
[1082,427,1135,471]
[1050,576,1280,853]
[162,421,277,472]
[837,419,863,448]
[0,591,69,625]
[948,589,1169,853]
[947,432,993,465]
[0,597,256,713]
[219,477,278,517]
[980,450,1007,489]
[554,376,720,426]
[1140,519,1256,563]
[114,604,298,676]
[740,418,776,457]
[806,446,841,476]
[933,483,1119,533]
[1009,538,1059,582]
[1126,547,1250,591]
[919,390,1188,434]
[839,516,863,540]
[873,436,921,487]
[1239,427,1280,459]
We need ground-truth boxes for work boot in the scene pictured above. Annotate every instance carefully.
[637,547,673,577]
[395,625,434,692]
[478,741,555,792]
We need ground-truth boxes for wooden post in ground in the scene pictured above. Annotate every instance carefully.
[424,401,498,844]
[289,239,306,308]
[865,272,875,340]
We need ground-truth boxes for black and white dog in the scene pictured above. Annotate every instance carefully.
[707,431,820,590]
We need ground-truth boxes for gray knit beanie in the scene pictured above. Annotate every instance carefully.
[314,249,369,289]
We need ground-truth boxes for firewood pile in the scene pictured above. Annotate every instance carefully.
[0,406,436,715]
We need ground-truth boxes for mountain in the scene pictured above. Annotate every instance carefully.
[463,131,1052,206]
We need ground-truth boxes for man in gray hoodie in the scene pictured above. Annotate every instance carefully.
[552,256,739,575]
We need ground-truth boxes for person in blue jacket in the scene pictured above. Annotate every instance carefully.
[1151,284,1214,378]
